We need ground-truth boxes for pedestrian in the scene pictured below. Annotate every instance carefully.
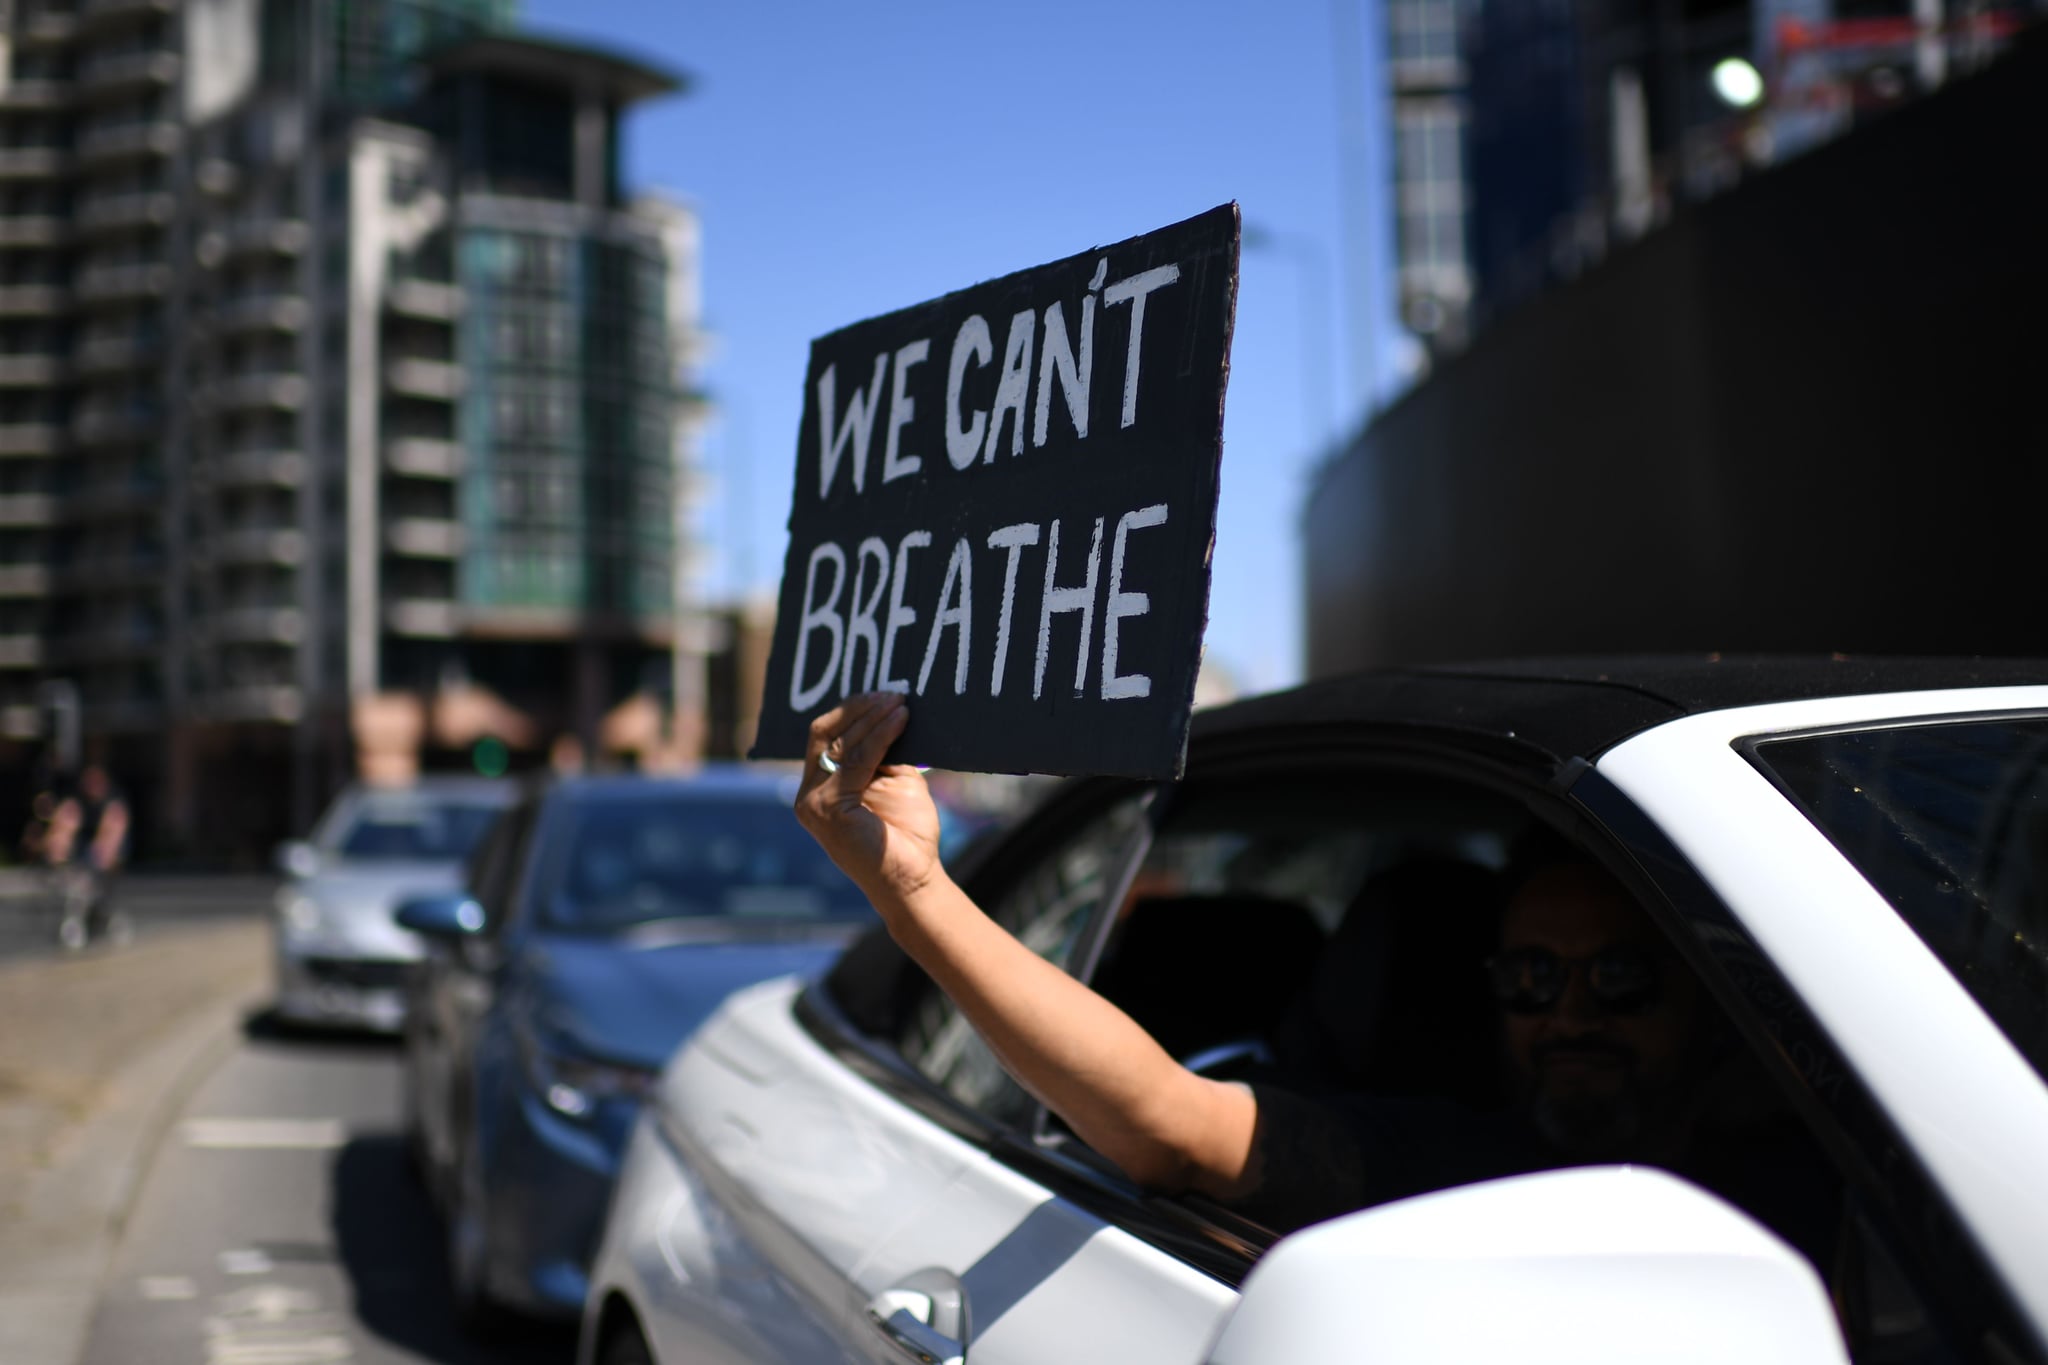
[45,763,131,950]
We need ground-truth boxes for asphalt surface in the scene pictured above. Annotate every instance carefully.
[76,1016,579,1365]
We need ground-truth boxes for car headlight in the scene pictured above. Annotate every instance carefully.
[514,1015,657,1121]
[277,893,322,934]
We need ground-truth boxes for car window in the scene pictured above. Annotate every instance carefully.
[530,793,872,933]
[325,792,505,861]
[467,799,536,934]
[1748,716,2048,1087]
[896,792,1152,1130]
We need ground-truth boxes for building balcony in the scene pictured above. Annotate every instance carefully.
[76,49,181,102]
[385,279,462,320]
[202,684,302,724]
[19,5,80,44]
[51,622,161,664]
[0,565,52,596]
[208,606,303,645]
[0,355,65,387]
[219,218,309,259]
[0,494,60,526]
[209,293,307,334]
[74,261,169,306]
[385,517,463,559]
[0,284,69,315]
[71,405,155,446]
[74,334,156,375]
[53,553,160,590]
[386,598,459,638]
[0,217,70,247]
[0,423,64,457]
[76,190,172,236]
[385,437,462,478]
[65,479,160,519]
[75,119,180,168]
[0,149,71,180]
[203,372,307,412]
[384,358,463,401]
[79,0,176,31]
[0,634,44,669]
[0,81,74,111]
[208,449,306,489]
[206,527,305,567]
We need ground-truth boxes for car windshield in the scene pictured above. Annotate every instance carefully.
[1749,715,2048,1086]
[535,793,874,933]
[328,793,505,863]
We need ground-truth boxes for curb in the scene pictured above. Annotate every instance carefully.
[0,927,268,1365]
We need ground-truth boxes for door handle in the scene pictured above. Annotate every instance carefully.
[866,1270,969,1365]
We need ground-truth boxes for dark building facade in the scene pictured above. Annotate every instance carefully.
[1307,31,2048,677]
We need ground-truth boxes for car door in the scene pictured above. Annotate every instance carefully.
[411,794,538,1195]
[1585,692,2048,1361]
[650,779,1185,1364]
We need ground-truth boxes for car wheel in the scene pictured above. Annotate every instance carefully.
[599,1320,656,1365]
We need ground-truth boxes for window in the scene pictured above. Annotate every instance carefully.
[1751,717,2048,1086]
[897,792,1152,1129]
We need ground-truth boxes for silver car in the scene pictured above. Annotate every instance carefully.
[273,777,514,1032]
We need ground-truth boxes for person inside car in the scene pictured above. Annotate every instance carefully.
[795,692,1835,1260]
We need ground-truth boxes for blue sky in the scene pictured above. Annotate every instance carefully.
[524,0,1405,693]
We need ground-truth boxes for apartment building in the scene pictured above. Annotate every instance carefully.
[0,0,705,856]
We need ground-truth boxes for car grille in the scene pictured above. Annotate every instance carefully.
[302,958,410,991]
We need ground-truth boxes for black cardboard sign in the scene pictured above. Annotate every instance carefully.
[751,204,1239,777]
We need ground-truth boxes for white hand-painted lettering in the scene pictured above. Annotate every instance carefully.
[790,542,847,709]
[985,521,1041,697]
[945,315,993,470]
[1102,263,1181,429]
[1034,516,1104,700]
[1034,293,1096,447]
[916,537,974,696]
[877,530,932,693]
[1102,503,1168,699]
[984,309,1037,462]
[840,536,891,697]
[880,339,930,484]
[816,355,890,498]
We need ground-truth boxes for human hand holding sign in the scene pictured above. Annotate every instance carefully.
[795,691,943,907]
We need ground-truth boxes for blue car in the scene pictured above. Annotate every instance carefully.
[397,768,874,1330]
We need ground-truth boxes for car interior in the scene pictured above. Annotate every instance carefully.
[842,767,1961,1364]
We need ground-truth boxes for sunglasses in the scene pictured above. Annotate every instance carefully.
[1485,944,1662,1016]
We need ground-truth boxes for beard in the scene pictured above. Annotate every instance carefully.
[1523,1041,1649,1159]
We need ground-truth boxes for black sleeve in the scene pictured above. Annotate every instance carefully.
[1227,1084,1537,1235]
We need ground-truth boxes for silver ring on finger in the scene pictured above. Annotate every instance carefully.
[816,750,841,775]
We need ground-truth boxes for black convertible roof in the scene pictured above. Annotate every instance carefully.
[1191,655,2048,767]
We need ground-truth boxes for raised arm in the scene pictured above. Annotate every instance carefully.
[794,692,1261,1197]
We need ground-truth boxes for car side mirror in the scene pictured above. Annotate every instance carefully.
[394,893,487,941]
[1204,1166,1850,1365]
[275,840,320,879]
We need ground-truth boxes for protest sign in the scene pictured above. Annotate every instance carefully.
[751,204,1238,777]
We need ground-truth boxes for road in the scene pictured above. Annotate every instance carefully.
[0,883,582,1365]
[76,1015,579,1365]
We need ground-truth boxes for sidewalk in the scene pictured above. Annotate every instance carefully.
[0,920,269,1365]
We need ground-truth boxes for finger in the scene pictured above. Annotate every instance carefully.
[830,691,904,769]
[806,692,889,765]
[833,698,909,788]
[800,693,891,799]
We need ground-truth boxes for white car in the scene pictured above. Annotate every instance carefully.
[581,659,2048,1364]
[272,777,514,1031]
